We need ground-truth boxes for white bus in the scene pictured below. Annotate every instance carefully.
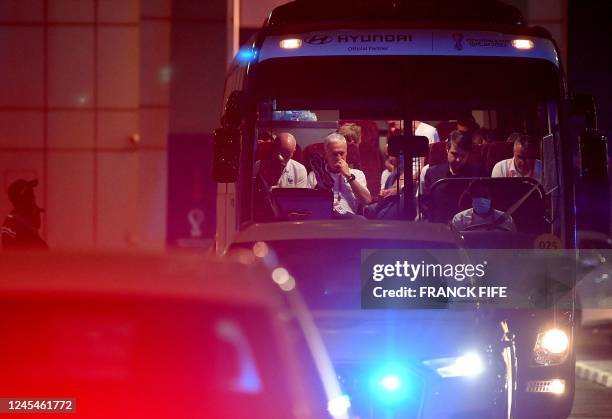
[212,1,608,417]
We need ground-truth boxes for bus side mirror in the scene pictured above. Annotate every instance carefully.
[212,128,241,183]
[221,91,245,128]
[579,130,609,184]
[571,93,597,129]
[571,93,609,184]
[387,135,429,158]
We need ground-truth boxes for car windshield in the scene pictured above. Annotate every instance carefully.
[243,56,565,240]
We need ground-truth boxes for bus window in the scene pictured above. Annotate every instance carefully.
[244,56,563,239]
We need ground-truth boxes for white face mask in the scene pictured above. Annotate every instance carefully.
[472,197,492,215]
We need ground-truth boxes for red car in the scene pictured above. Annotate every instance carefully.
[0,252,348,419]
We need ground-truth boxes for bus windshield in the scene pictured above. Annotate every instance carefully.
[245,56,564,239]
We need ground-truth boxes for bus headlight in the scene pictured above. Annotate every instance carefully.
[280,38,302,49]
[423,352,484,378]
[512,39,535,50]
[533,328,570,365]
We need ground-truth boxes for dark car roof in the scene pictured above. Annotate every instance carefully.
[0,251,281,305]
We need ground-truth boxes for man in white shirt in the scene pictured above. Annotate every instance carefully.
[414,121,440,144]
[380,144,404,198]
[308,133,371,217]
[491,134,542,183]
[387,120,440,144]
[254,132,307,189]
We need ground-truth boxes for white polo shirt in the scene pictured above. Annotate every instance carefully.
[381,169,392,191]
[415,122,440,144]
[491,158,543,184]
[254,159,308,188]
[307,168,368,214]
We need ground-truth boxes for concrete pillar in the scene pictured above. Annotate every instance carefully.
[166,0,236,250]
[169,0,235,133]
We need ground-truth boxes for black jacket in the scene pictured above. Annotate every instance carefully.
[1,212,48,251]
[421,163,485,220]
[423,163,485,195]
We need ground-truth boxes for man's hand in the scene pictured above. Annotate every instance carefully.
[341,161,371,205]
[379,188,397,199]
[337,159,351,178]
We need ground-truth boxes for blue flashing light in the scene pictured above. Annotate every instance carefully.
[236,47,258,64]
[380,375,402,392]
[370,365,411,404]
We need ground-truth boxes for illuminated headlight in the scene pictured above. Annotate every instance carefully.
[512,39,535,50]
[327,395,350,418]
[533,329,570,365]
[423,352,484,378]
[279,38,302,49]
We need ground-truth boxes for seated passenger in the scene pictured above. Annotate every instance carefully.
[380,145,404,198]
[492,134,542,183]
[381,155,394,191]
[257,130,275,145]
[337,123,361,145]
[414,121,440,144]
[506,132,522,143]
[387,120,440,144]
[366,150,404,220]
[254,132,307,189]
[456,116,480,134]
[307,133,371,218]
[421,131,484,219]
[336,123,363,170]
[452,181,516,232]
[472,128,493,146]
[423,130,484,195]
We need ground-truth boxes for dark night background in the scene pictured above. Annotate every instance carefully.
[569,0,612,233]
[569,0,611,143]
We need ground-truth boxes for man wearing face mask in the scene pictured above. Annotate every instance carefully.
[451,181,516,232]
[1,179,49,251]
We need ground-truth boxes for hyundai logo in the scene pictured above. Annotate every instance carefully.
[304,35,333,45]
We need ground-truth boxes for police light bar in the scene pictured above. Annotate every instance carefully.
[512,39,535,50]
[280,38,302,49]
